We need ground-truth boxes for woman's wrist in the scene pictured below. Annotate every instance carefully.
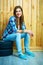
[22,30,27,33]
[22,30,24,33]
[17,30,23,33]
[24,30,28,33]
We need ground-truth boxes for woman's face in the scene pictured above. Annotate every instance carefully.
[16,8,22,18]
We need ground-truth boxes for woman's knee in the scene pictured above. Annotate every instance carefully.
[16,33,21,37]
[25,33,30,38]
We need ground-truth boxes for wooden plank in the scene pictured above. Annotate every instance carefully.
[31,0,36,47]
[3,0,7,31]
[6,0,8,25]
[36,0,43,48]
[7,0,11,22]
[16,0,20,6]
[36,0,41,47]
[28,0,32,30]
[19,0,23,7]
[10,0,14,16]
[13,0,17,7]
[14,0,22,6]
[23,0,29,29]
[39,0,43,47]
[0,0,4,39]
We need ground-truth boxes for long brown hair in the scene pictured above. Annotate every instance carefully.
[13,6,24,29]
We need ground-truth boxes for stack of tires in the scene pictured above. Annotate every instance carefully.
[0,40,13,56]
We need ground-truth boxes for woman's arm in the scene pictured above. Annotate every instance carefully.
[17,29,34,36]
[9,16,17,33]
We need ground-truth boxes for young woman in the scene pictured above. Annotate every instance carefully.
[2,6,34,59]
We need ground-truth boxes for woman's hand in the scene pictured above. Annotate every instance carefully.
[17,30,22,33]
[24,30,34,36]
[27,30,34,36]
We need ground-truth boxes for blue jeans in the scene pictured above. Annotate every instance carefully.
[3,33,30,54]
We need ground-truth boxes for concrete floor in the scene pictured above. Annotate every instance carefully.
[0,51,43,65]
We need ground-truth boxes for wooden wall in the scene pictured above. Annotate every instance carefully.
[0,0,43,51]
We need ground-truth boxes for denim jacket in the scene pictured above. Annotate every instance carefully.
[2,16,26,38]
